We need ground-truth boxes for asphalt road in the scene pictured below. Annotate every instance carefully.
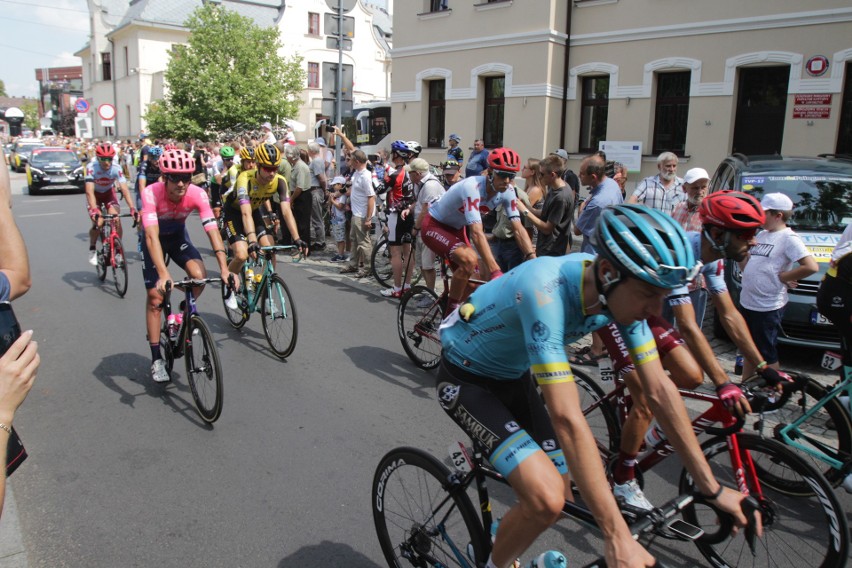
[0,170,849,567]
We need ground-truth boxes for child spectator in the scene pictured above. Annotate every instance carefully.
[328,176,349,262]
[739,193,818,378]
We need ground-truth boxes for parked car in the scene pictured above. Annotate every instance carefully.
[709,153,852,350]
[26,147,85,195]
[8,139,45,172]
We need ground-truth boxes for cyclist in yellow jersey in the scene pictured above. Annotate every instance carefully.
[222,144,307,291]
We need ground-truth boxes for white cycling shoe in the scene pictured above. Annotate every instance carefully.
[88,250,98,266]
[613,479,654,511]
[151,359,170,383]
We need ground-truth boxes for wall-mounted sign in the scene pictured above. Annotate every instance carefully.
[805,55,829,77]
[795,94,832,105]
[793,92,832,119]
[793,107,831,119]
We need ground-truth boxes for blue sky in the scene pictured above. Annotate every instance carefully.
[0,0,90,98]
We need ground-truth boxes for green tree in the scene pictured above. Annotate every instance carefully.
[0,80,7,97]
[21,101,39,131]
[144,4,305,140]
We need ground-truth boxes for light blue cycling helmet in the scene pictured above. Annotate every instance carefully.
[148,145,163,159]
[593,204,699,290]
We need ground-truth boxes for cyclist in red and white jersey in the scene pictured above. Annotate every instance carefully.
[85,142,137,266]
[140,149,232,383]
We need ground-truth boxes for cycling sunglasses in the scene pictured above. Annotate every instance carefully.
[98,157,113,162]
[651,262,703,287]
[494,171,516,180]
[166,173,193,184]
[730,227,759,241]
[259,165,278,173]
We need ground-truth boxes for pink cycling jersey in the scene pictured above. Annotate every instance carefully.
[141,182,217,235]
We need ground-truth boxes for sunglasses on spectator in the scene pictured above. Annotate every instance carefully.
[259,165,278,173]
[166,173,193,184]
[494,171,516,180]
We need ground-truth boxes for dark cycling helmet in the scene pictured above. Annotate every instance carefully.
[699,190,765,230]
[95,142,115,158]
[159,149,195,174]
[255,143,281,167]
[390,140,412,157]
[487,147,521,173]
[239,146,255,161]
[219,146,235,159]
[148,146,163,159]
[594,204,699,290]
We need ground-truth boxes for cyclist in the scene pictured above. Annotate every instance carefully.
[817,225,851,359]
[381,140,419,298]
[601,190,789,510]
[85,142,137,266]
[420,147,535,315]
[221,144,306,308]
[140,149,233,383]
[210,146,238,221]
[437,205,757,568]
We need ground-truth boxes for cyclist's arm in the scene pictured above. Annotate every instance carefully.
[239,201,258,245]
[84,181,97,211]
[671,301,731,388]
[117,181,134,211]
[204,223,231,281]
[711,291,764,368]
[467,222,500,275]
[509,218,535,259]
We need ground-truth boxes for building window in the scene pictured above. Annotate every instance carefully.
[652,71,690,156]
[308,12,320,35]
[307,62,319,89]
[101,52,111,81]
[578,76,608,153]
[483,76,504,148]
[430,0,449,10]
[427,80,446,148]
[123,46,129,77]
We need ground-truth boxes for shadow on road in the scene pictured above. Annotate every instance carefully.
[343,345,435,400]
[61,269,117,293]
[277,540,381,568]
[201,310,297,364]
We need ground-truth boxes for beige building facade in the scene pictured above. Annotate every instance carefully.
[391,1,852,189]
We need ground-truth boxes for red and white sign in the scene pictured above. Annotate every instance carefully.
[793,107,831,119]
[795,94,832,106]
[97,103,116,120]
[74,98,90,113]
[805,55,829,77]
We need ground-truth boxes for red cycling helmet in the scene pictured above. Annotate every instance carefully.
[95,142,116,158]
[159,149,195,174]
[487,147,521,173]
[699,190,765,230]
[163,143,178,151]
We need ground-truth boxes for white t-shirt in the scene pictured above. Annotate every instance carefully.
[349,168,375,218]
[740,227,811,311]
[838,223,852,247]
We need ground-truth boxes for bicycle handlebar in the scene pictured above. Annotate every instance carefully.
[703,414,745,436]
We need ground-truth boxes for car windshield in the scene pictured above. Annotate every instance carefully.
[740,172,852,231]
[18,144,43,153]
[32,151,77,164]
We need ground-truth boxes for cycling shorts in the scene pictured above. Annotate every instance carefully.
[222,208,268,244]
[140,229,203,290]
[421,213,469,264]
[386,210,414,246]
[597,314,685,376]
[436,358,568,478]
[93,190,120,211]
[817,274,851,364]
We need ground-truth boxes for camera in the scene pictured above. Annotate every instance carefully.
[325,124,336,133]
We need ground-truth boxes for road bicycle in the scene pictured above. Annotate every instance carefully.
[371,206,422,288]
[159,278,224,423]
[221,245,300,359]
[745,335,852,493]
[572,366,848,567]
[371,438,760,568]
[95,211,135,297]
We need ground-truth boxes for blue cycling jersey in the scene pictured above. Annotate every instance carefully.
[440,254,660,382]
[428,176,519,229]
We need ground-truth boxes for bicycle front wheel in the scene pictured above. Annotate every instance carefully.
[96,239,108,281]
[397,286,442,370]
[679,434,848,568]
[572,368,621,458]
[112,238,128,297]
[184,315,223,423]
[372,447,489,568]
[222,272,248,329]
[261,274,298,359]
[372,238,393,288]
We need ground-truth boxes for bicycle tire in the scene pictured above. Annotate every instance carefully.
[572,368,621,457]
[679,434,848,568]
[397,286,442,370]
[96,239,108,282]
[261,274,298,359]
[749,378,852,490]
[372,447,489,568]
[112,238,128,297]
[222,272,248,329]
[184,315,223,423]
[372,239,393,288]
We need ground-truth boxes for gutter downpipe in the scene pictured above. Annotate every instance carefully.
[108,36,119,138]
[558,1,573,150]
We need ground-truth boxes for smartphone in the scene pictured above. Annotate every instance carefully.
[666,518,704,540]
[0,303,27,477]
[325,124,335,133]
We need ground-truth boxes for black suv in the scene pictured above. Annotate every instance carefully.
[709,154,852,350]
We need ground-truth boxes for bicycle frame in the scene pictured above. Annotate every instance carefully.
[238,246,296,315]
[161,282,202,360]
[99,213,125,268]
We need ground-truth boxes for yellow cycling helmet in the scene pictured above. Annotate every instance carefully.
[239,146,255,161]
[255,143,281,168]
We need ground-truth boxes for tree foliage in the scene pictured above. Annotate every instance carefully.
[144,4,305,140]
[20,101,39,131]
[0,80,7,97]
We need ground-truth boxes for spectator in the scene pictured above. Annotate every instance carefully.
[574,155,623,254]
[446,134,463,166]
[627,151,684,215]
[339,150,375,278]
[551,149,580,196]
[606,160,628,199]
[284,145,313,251]
[409,158,446,298]
[261,122,276,145]
[464,139,489,178]
[328,176,349,262]
[517,154,575,257]
[441,160,461,190]
[739,193,818,379]
[522,157,546,213]
[307,142,329,251]
[489,182,534,272]
[381,142,418,298]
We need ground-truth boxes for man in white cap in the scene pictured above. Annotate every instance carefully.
[672,167,710,233]
[261,122,276,145]
[738,192,818,378]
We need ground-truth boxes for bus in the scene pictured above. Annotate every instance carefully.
[342,101,391,157]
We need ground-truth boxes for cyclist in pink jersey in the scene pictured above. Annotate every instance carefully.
[140,149,233,383]
[85,142,137,266]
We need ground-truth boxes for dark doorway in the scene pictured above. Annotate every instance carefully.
[836,62,852,155]
[732,66,790,155]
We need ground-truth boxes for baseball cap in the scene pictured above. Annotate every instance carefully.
[331,176,347,186]
[760,192,794,211]
[683,167,710,184]
[315,138,327,147]
[261,121,272,130]
[550,149,569,160]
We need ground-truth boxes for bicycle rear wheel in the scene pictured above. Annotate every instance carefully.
[679,434,848,568]
[372,447,489,568]
[184,315,223,423]
[572,368,621,457]
[372,238,393,288]
[112,238,128,297]
[397,286,443,370]
[222,272,248,329]
[261,274,298,359]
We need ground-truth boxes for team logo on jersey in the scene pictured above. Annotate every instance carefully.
[542,439,557,452]
[531,320,550,342]
[438,383,461,408]
[505,421,520,433]
[515,291,523,304]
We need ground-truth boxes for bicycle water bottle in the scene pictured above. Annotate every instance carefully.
[528,550,567,568]
[245,268,255,292]
[644,422,667,448]
[167,314,179,340]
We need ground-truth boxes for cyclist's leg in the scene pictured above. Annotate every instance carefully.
[141,235,164,365]
[170,229,206,298]
[448,245,477,307]
[259,233,276,269]
[223,211,248,274]
[417,236,437,290]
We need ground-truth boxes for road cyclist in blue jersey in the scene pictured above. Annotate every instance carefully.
[436,204,760,568]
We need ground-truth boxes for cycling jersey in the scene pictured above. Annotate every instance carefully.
[85,161,126,194]
[428,176,519,229]
[141,181,217,236]
[136,159,161,187]
[598,315,685,377]
[666,232,726,306]
[384,166,415,211]
[225,170,289,212]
